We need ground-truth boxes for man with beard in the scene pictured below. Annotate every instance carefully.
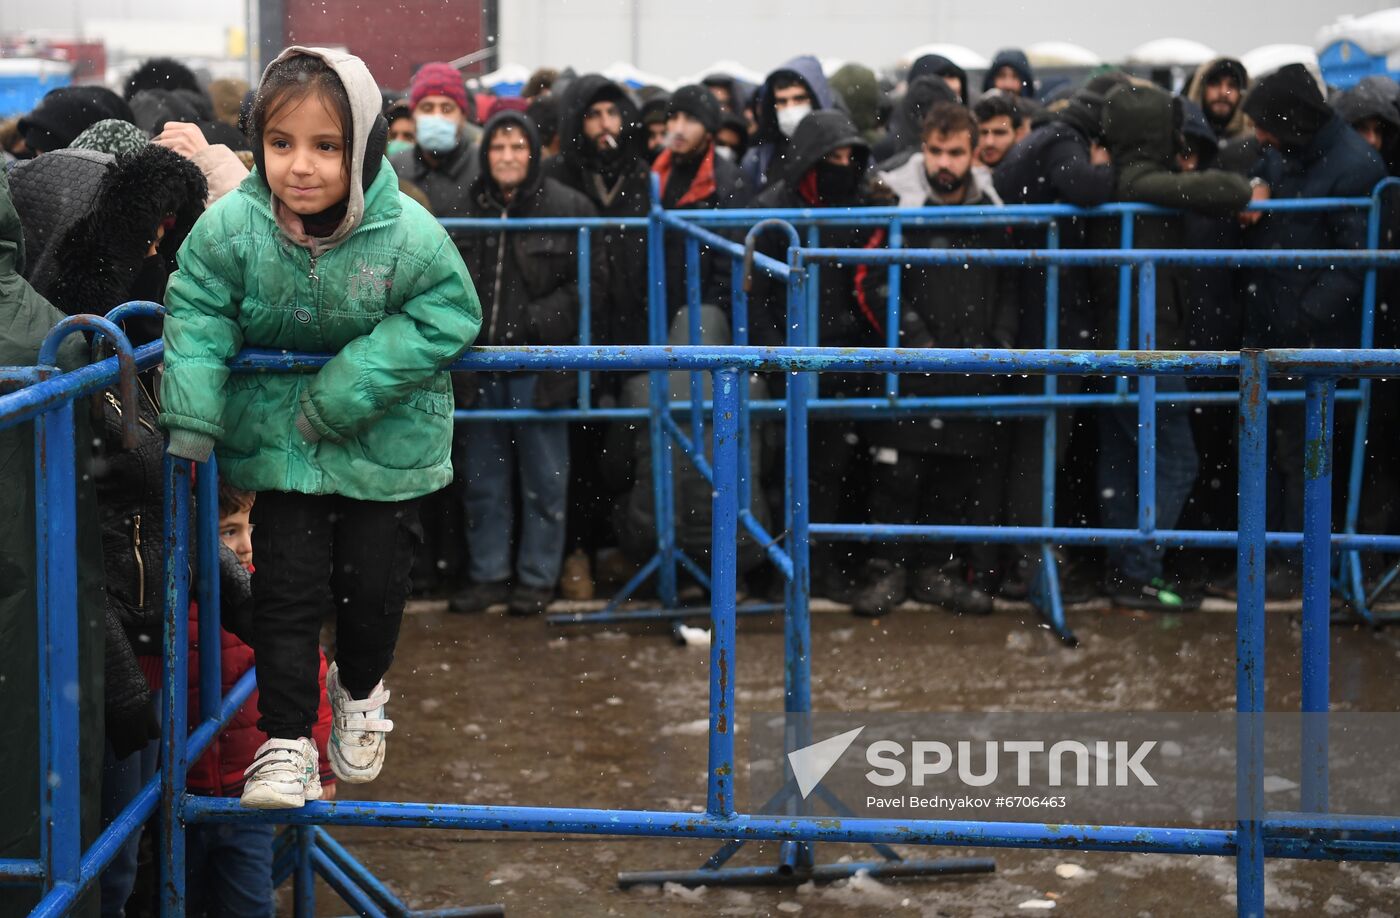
[1240,64,1387,598]
[651,84,748,317]
[750,110,890,602]
[740,55,836,192]
[544,74,651,598]
[449,111,598,617]
[853,103,1016,617]
[972,92,1021,177]
[1185,58,1249,143]
[984,48,1036,98]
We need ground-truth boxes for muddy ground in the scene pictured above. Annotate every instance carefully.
[295,597,1400,917]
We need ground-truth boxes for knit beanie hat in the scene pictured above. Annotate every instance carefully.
[69,119,149,158]
[409,62,468,111]
[667,84,720,134]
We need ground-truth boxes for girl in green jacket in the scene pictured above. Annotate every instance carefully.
[159,47,482,808]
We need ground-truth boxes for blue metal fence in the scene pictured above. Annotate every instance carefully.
[4,188,1400,916]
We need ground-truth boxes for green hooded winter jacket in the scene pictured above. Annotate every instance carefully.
[159,46,482,502]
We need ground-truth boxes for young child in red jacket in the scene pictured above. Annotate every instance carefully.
[183,483,337,916]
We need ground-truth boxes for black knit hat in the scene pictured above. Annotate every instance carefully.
[667,84,720,134]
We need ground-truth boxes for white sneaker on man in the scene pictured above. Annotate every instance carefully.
[326,662,394,783]
[240,737,322,809]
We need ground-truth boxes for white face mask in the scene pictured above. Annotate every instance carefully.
[714,144,736,161]
[777,103,812,138]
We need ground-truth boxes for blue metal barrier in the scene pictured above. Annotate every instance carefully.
[4,181,1400,914]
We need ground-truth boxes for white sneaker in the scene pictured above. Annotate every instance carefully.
[240,737,322,809]
[326,662,394,784]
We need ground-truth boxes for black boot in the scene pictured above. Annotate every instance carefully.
[851,560,907,618]
[912,563,994,615]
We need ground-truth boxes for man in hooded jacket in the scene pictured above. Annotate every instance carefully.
[451,110,599,617]
[740,55,837,192]
[872,75,959,166]
[1096,83,1253,610]
[0,168,107,918]
[750,110,888,601]
[984,49,1036,98]
[1242,63,1387,595]
[1185,58,1250,143]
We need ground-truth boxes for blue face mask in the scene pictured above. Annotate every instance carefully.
[386,139,415,158]
[415,114,460,155]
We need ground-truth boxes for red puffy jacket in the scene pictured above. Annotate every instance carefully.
[183,601,335,796]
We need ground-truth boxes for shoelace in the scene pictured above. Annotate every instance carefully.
[243,739,310,778]
[337,685,394,734]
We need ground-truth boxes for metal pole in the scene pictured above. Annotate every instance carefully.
[1236,349,1268,918]
[1137,263,1157,538]
[687,237,704,449]
[884,219,902,400]
[577,228,592,411]
[707,368,741,817]
[1115,214,1135,395]
[196,455,222,723]
[294,826,316,918]
[648,197,678,607]
[34,381,80,894]
[1301,377,1335,814]
[158,455,192,918]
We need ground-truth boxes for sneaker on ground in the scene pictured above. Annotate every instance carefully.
[1110,576,1202,612]
[240,737,321,809]
[326,662,393,784]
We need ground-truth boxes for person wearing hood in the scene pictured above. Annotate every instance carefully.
[542,73,651,598]
[1334,76,1400,162]
[17,85,135,155]
[984,48,1036,98]
[854,102,1017,618]
[740,55,837,192]
[449,111,597,617]
[750,110,888,602]
[652,84,749,319]
[1095,82,1254,611]
[909,53,969,104]
[160,47,481,809]
[991,89,1113,600]
[701,72,753,115]
[871,74,958,165]
[8,137,208,914]
[1185,57,1249,144]
[0,167,108,918]
[640,92,671,163]
[829,62,885,143]
[389,62,482,227]
[1238,63,1387,596]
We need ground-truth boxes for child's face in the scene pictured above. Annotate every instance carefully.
[219,510,254,566]
[263,91,351,216]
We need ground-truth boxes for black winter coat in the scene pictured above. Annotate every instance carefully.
[1245,116,1388,347]
[457,111,601,409]
[654,143,748,322]
[544,75,654,354]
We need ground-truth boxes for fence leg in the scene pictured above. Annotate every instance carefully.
[1236,350,1268,918]
[1301,378,1335,814]
[35,388,81,895]
[707,369,741,818]
[294,826,316,918]
[159,456,192,918]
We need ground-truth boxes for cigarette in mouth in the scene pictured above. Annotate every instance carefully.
[602,134,618,149]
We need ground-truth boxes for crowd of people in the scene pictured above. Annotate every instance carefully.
[1,43,1398,917]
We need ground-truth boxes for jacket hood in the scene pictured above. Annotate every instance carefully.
[1102,83,1177,169]
[983,48,1035,97]
[9,144,207,315]
[1057,90,1107,142]
[1178,98,1219,167]
[1185,57,1249,137]
[1333,76,1400,137]
[558,73,645,173]
[257,46,384,250]
[828,63,883,137]
[472,109,545,207]
[756,55,836,143]
[18,86,135,154]
[780,109,869,186]
[909,54,968,103]
[1241,63,1332,151]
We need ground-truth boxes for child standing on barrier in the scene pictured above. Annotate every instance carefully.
[159,47,481,809]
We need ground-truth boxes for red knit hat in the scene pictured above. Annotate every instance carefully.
[409,62,468,111]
